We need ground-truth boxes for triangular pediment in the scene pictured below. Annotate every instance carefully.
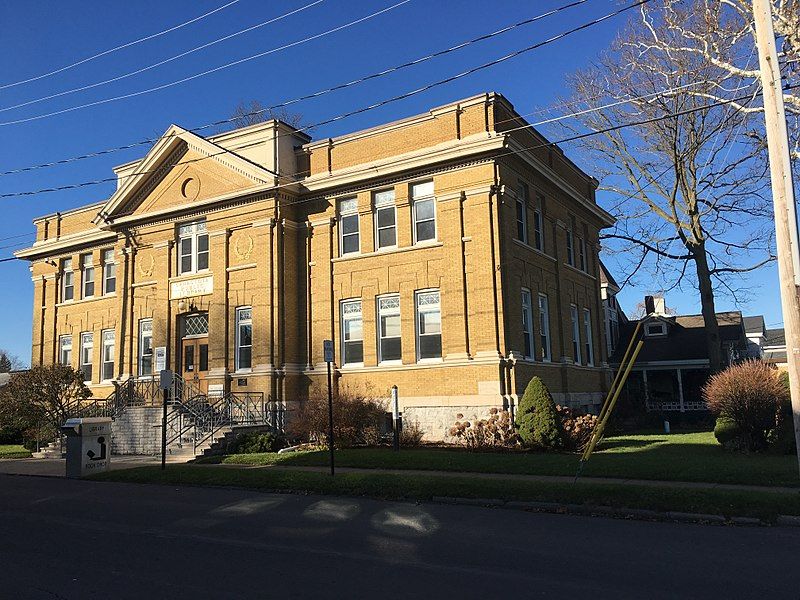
[97,125,275,224]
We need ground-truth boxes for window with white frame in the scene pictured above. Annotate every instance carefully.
[412,181,436,243]
[645,321,667,337]
[570,304,581,365]
[101,329,115,381]
[566,221,575,266]
[377,295,401,362]
[61,258,74,302]
[583,308,594,366]
[81,253,94,298]
[338,197,360,255]
[59,335,72,366]
[374,189,397,250]
[533,193,544,251]
[102,249,116,295]
[138,319,153,377]
[80,332,93,383]
[415,290,442,360]
[521,289,534,359]
[178,220,209,275]
[516,182,528,244]
[538,293,551,361]
[236,307,253,371]
[341,299,363,364]
[579,238,587,272]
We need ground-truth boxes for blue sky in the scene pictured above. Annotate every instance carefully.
[0,0,784,363]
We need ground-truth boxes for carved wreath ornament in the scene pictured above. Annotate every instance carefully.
[138,254,155,278]
[234,233,254,261]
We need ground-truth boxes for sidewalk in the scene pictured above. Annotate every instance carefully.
[0,455,188,477]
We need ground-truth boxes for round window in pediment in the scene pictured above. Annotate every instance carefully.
[181,177,200,201]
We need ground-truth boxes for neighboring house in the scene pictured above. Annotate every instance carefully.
[762,328,788,370]
[743,315,766,358]
[599,261,626,358]
[16,92,614,438]
[611,297,748,412]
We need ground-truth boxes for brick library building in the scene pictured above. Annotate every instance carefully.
[17,92,613,438]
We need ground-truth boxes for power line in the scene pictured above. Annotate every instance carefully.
[0,0,414,128]
[0,0,326,115]
[0,0,241,91]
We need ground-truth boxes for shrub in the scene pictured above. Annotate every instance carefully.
[713,416,741,446]
[448,408,520,450]
[703,360,789,452]
[556,405,598,452]
[289,386,386,448]
[515,377,563,450]
[400,420,425,447]
[768,418,797,455]
[228,431,286,454]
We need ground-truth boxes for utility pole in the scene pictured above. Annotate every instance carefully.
[753,0,800,475]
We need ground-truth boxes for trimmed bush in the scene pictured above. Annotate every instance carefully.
[228,431,286,454]
[713,416,742,450]
[515,377,563,450]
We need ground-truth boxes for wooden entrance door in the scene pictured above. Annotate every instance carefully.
[181,336,209,394]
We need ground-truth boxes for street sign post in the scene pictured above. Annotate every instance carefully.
[159,369,173,470]
[323,340,335,476]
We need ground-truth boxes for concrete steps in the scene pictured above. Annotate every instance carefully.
[31,439,64,459]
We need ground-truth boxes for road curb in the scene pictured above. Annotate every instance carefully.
[776,515,800,527]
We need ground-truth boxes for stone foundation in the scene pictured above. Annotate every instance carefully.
[112,407,162,455]
[402,405,506,442]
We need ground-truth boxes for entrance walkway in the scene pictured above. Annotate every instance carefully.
[0,455,188,478]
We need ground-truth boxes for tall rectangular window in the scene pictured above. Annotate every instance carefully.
[583,308,594,366]
[102,249,116,295]
[412,181,436,243]
[138,319,153,377]
[566,226,575,267]
[533,192,544,251]
[521,289,534,359]
[178,220,209,275]
[579,238,587,272]
[374,189,397,250]
[338,197,359,255]
[80,332,93,383]
[101,329,115,381]
[61,258,74,302]
[81,253,94,298]
[415,290,442,360]
[341,299,363,365]
[516,183,528,244]
[59,335,72,366]
[377,295,401,363]
[571,304,581,365]
[538,294,551,362]
[236,307,253,371]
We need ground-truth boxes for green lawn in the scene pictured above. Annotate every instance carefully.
[0,445,32,459]
[95,465,800,522]
[197,431,799,488]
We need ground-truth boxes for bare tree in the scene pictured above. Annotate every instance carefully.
[228,100,308,131]
[563,9,775,372]
[0,349,26,372]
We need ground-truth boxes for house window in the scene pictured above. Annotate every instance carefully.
[516,183,528,244]
[178,220,209,275]
[571,304,581,365]
[81,253,94,298]
[61,258,74,302]
[538,294,551,362]
[583,308,594,366]
[102,249,116,295]
[645,322,667,337]
[533,193,544,251]
[138,319,153,377]
[80,332,93,383]
[377,295,401,363]
[412,181,436,243]
[416,289,442,360]
[566,226,575,267]
[521,289,534,359]
[101,329,115,381]
[374,189,397,250]
[338,197,360,256]
[236,307,253,371]
[579,238,587,272]
[341,299,363,365]
[59,335,72,366]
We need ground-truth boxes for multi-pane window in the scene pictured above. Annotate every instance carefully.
[533,193,544,251]
[412,181,436,243]
[516,183,528,244]
[538,294,551,362]
[101,329,115,381]
[521,289,534,359]
[138,319,153,377]
[80,332,93,383]
[374,189,396,250]
[102,249,116,295]
[570,304,581,365]
[59,335,72,366]
[178,220,209,275]
[236,307,253,371]
[377,295,401,362]
[339,197,360,255]
[583,308,594,367]
[81,253,94,298]
[341,299,363,365]
[61,258,74,302]
[415,290,442,360]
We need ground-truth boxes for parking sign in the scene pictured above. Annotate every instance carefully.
[323,339,334,363]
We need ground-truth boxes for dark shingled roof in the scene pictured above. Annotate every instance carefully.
[743,315,765,335]
[765,327,785,347]
[599,260,619,289]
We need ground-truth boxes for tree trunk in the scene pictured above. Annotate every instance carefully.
[692,242,723,372]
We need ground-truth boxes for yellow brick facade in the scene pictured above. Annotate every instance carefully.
[18,93,613,439]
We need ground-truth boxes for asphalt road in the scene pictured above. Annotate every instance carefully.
[0,474,797,599]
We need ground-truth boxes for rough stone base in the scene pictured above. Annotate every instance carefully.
[112,407,163,455]
[403,405,506,442]
[551,392,604,414]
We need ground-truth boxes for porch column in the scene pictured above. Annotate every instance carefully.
[642,369,649,409]
[677,368,685,412]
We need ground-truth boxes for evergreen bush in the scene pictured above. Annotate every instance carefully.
[515,377,563,450]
